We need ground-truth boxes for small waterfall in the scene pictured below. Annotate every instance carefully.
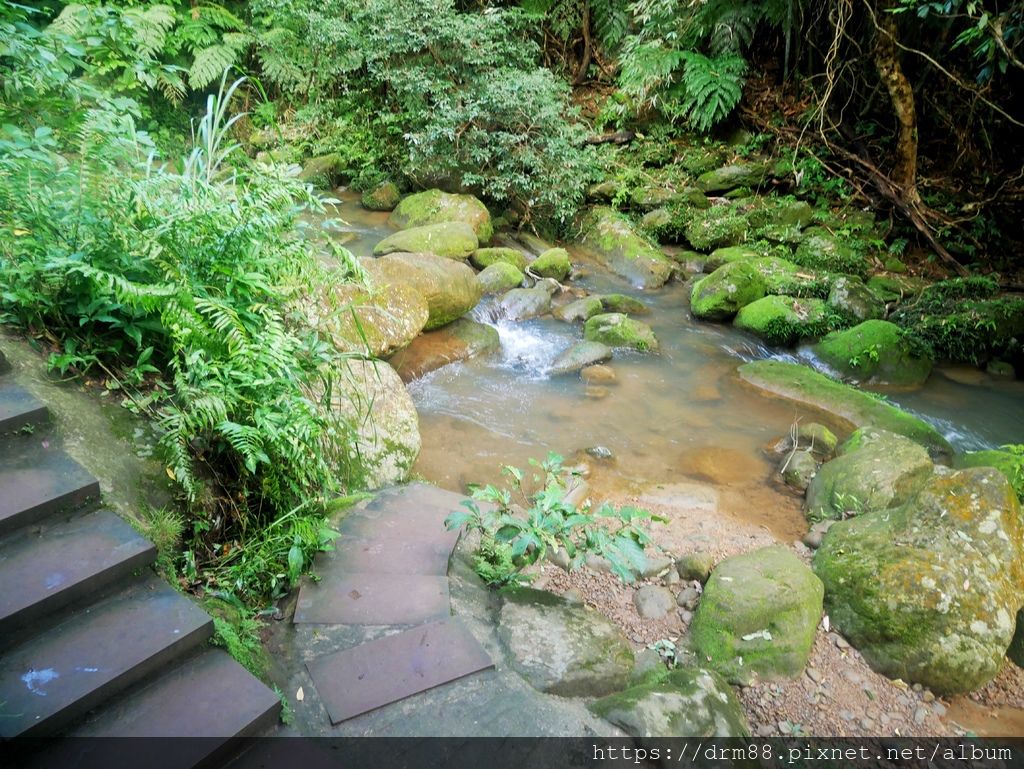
[470,302,566,379]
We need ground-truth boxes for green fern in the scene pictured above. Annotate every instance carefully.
[676,51,746,131]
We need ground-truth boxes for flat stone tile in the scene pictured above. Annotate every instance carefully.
[321,535,453,576]
[306,618,493,724]
[294,573,450,625]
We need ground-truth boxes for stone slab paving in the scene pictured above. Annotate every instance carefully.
[307,618,494,724]
[297,483,504,723]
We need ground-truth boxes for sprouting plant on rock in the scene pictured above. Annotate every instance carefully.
[445,452,666,586]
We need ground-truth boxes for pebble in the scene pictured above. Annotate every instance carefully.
[840,710,855,722]
[922,690,935,703]
[830,633,851,650]
[860,718,875,730]
[913,706,928,725]
[802,530,824,549]
[585,445,614,460]
[561,588,584,605]
[932,702,946,717]
[679,609,693,623]
[756,724,774,738]
[585,385,609,399]
[638,554,674,579]
[676,586,700,611]
[805,667,822,684]
[633,585,675,619]
[662,569,680,586]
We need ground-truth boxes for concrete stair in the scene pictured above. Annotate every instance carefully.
[0,372,280,759]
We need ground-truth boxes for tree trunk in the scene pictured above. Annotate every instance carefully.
[873,2,921,206]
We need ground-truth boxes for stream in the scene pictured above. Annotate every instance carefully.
[315,191,1024,513]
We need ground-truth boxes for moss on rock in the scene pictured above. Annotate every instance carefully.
[373,222,479,259]
[584,313,659,352]
[388,189,493,242]
[470,247,528,272]
[690,261,767,321]
[530,248,572,280]
[476,261,524,295]
[579,207,673,288]
[812,319,933,387]
[733,295,830,346]
[361,181,401,211]
[737,360,952,460]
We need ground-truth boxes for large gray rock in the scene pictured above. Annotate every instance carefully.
[633,585,675,619]
[696,162,769,193]
[367,253,482,330]
[373,222,478,259]
[389,189,493,242]
[814,467,1024,694]
[578,208,673,289]
[497,287,553,320]
[549,341,612,376]
[690,546,824,684]
[498,587,634,697]
[330,360,420,490]
[828,277,885,321]
[589,667,750,737]
[553,296,603,323]
[805,427,933,522]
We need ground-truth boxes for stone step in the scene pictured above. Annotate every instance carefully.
[0,383,49,435]
[0,509,156,639]
[0,444,99,536]
[0,576,213,738]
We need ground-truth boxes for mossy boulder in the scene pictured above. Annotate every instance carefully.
[734,295,829,346]
[549,341,613,376]
[306,281,429,358]
[813,467,1024,694]
[553,295,603,323]
[579,207,673,288]
[629,185,685,211]
[298,153,343,187]
[866,274,930,303]
[476,261,524,294]
[331,360,420,490]
[812,320,933,387]
[696,163,769,194]
[828,276,885,321]
[685,206,749,251]
[737,360,953,460]
[599,293,650,315]
[530,248,572,281]
[955,449,1024,501]
[497,286,553,320]
[368,252,482,330]
[360,181,401,211]
[470,247,528,272]
[388,189,493,242]
[389,318,499,382]
[497,587,634,697]
[584,313,659,353]
[793,228,868,277]
[690,261,767,321]
[805,427,933,523]
[588,667,749,737]
[705,246,762,271]
[690,546,824,685]
[373,222,478,260]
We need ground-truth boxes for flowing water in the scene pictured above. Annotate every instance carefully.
[318,191,1024,530]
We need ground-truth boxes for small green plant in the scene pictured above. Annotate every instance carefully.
[848,343,880,369]
[445,452,666,586]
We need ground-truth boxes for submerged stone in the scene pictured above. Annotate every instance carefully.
[549,341,612,376]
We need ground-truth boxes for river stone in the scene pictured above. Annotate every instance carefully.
[734,295,829,346]
[691,546,824,685]
[690,261,767,321]
[580,364,616,384]
[641,207,672,231]
[368,252,482,330]
[589,667,750,738]
[696,163,769,194]
[584,313,659,353]
[828,277,885,321]
[553,296,603,323]
[530,248,572,281]
[799,423,839,456]
[497,287,552,320]
[578,207,673,289]
[805,427,933,522]
[684,206,749,251]
[633,585,675,619]
[677,552,716,584]
[781,450,818,492]
[793,228,868,277]
[388,189,493,242]
[599,294,650,315]
[361,181,401,211]
[476,262,524,294]
[470,247,528,272]
[298,153,342,186]
[497,587,634,697]
[549,341,612,376]
[330,359,420,490]
[705,246,762,271]
[389,318,500,382]
[813,466,1024,695]
[304,280,429,358]
[813,320,933,387]
[955,449,1023,499]
[373,221,478,259]
[737,360,953,461]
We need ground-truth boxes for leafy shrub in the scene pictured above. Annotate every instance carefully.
[0,68,362,601]
[445,453,666,586]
